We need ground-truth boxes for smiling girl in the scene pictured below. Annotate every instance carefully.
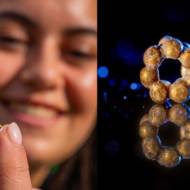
[0,0,97,189]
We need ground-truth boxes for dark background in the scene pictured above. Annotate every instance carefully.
[99,1,190,189]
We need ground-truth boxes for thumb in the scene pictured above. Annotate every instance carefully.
[0,123,32,190]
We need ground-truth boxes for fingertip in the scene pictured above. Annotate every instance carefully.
[7,122,22,145]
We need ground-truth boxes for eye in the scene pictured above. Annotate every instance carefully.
[0,36,29,50]
[67,50,94,59]
[63,49,96,66]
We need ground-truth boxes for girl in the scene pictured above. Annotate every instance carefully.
[0,0,97,189]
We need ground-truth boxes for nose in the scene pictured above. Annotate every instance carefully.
[20,64,60,89]
[19,38,61,90]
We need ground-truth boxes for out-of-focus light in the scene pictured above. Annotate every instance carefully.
[130,82,141,90]
[109,79,116,86]
[120,79,128,88]
[98,66,109,78]
[123,96,128,100]
[115,42,141,65]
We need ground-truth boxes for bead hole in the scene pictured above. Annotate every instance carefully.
[159,59,181,83]
[159,121,179,146]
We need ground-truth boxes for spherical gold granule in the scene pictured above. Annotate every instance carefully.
[159,35,183,59]
[148,104,167,127]
[140,67,158,88]
[168,104,188,126]
[149,81,168,104]
[139,114,149,125]
[139,121,157,138]
[158,148,180,167]
[143,46,162,68]
[169,79,189,103]
[180,121,190,140]
[142,137,160,160]
[179,48,190,68]
[180,127,187,140]
[181,66,190,85]
[177,139,190,158]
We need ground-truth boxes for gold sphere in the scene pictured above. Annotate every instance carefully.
[177,139,190,158]
[159,35,183,59]
[139,114,149,125]
[149,81,168,104]
[149,104,167,127]
[140,67,158,88]
[179,48,190,68]
[158,148,180,167]
[143,46,162,68]
[181,66,190,86]
[168,104,188,126]
[169,79,189,103]
[142,137,160,160]
[180,121,190,140]
[139,121,157,138]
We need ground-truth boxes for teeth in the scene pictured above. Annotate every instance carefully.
[9,102,57,117]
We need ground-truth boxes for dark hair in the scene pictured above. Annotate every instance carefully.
[41,129,97,190]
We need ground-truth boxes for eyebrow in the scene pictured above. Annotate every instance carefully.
[0,12,37,28]
[63,28,97,37]
[0,11,97,37]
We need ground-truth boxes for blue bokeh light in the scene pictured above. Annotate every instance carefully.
[120,79,128,88]
[109,79,116,86]
[115,42,141,65]
[98,66,109,78]
[130,82,141,90]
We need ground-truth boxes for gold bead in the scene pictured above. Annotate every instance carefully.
[149,81,168,104]
[169,79,189,103]
[180,121,190,140]
[159,35,183,59]
[140,67,158,88]
[158,148,180,167]
[179,48,190,68]
[139,121,157,138]
[142,137,160,160]
[139,114,149,125]
[143,46,162,68]
[181,66,190,86]
[177,139,190,158]
[149,104,167,127]
[168,104,188,126]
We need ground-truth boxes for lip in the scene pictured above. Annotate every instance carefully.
[7,109,63,128]
[2,97,66,113]
[1,97,67,128]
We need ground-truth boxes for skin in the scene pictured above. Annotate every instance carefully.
[0,0,97,188]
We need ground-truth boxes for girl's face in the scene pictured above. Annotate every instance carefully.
[0,0,97,166]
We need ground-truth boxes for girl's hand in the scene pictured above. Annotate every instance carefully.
[0,123,38,190]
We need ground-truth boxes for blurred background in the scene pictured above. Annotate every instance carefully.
[99,0,190,189]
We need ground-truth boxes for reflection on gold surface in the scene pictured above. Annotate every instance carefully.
[139,103,190,168]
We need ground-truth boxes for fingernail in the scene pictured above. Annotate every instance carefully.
[7,123,22,144]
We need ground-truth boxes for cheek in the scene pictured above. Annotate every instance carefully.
[82,71,97,111]
[67,68,97,113]
[53,70,97,163]
[0,53,24,87]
